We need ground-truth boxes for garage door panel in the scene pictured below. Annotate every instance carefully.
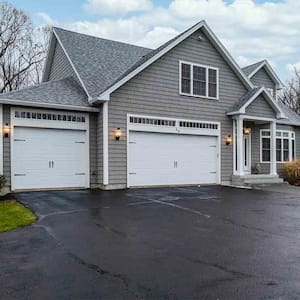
[129,131,218,187]
[13,127,87,190]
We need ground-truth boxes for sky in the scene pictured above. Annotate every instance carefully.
[9,0,300,82]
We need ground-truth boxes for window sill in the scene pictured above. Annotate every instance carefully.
[260,161,290,164]
[179,92,219,101]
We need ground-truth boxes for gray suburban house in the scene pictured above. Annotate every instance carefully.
[0,20,299,192]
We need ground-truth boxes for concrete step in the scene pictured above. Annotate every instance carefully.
[243,175,284,185]
[232,174,284,187]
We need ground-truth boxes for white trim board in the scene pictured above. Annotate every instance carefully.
[94,20,254,102]
[0,98,99,112]
[103,101,109,185]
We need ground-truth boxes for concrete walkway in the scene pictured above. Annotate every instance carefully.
[253,182,300,195]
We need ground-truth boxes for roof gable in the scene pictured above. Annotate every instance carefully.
[95,20,254,102]
[242,60,283,88]
[227,87,286,119]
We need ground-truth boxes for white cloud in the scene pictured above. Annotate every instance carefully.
[48,0,300,80]
[84,0,152,15]
[37,12,56,25]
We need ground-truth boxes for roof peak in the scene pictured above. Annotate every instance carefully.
[242,59,266,70]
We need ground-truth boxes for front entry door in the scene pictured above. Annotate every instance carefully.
[243,134,251,174]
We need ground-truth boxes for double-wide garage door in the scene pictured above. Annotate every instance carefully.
[128,131,219,187]
[12,127,87,190]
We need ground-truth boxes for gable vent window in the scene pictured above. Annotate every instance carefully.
[129,116,176,127]
[14,111,86,123]
[180,61,219,99]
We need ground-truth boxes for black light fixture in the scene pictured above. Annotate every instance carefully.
[115,128,122,140]
[3,123,10,138]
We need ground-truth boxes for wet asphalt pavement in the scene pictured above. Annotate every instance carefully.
[1,186,300,299]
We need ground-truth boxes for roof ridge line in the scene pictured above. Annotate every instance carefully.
[52,26,153,51]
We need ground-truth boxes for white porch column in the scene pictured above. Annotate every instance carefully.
[236,116,244,176]
[270,121,277,175]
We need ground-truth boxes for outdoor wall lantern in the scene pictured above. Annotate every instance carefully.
[243,127,251,135]
[224,134,232,146]
[3,123,10,138]
[115,128,122,140]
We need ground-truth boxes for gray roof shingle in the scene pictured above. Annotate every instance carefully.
[0,77,93,108]
[277,100,300,125]
[229,87,261,112]
[242,60,265,76]
[54,27,152,98]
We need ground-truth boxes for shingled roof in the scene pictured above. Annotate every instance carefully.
[242,61,265,77]
[0,77,97,111]
[53,27,152,99]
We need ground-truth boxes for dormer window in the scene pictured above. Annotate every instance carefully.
[180,61,219,99]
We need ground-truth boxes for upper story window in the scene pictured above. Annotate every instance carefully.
[180,61,219,99]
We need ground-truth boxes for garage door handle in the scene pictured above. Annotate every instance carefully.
[49,161,51,168]
[52,161,54,168]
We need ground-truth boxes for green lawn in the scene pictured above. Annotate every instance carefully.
[0,200,36,232]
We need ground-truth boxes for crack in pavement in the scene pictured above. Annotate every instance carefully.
[67,252,147,299]
[222,218,289,238]
[33,222,145,299]
[189,258,253,279]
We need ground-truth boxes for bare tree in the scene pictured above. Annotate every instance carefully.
[0,2,48,93]
[281,68,300,114]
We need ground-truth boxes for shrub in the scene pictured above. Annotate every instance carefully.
[284,159,300,185]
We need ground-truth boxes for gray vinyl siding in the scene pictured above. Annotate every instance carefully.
[251,68,276,95]
[48,41,78,82]
[245,95,276,118]
[3,105,11,187]
[108,28,248,185]
[89,112,98,187]
[97,106,103,185]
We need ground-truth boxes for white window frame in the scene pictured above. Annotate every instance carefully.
[179,60,219,100]
[260,129,296,163]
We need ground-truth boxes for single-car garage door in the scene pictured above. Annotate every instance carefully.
[12,127,88,190]
[128,131,218,187]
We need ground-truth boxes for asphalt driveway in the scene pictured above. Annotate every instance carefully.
[1,186,300,299]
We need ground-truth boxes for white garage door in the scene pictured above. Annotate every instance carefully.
[128,131,218,187]
[12,127,88,190]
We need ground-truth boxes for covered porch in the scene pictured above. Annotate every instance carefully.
[227,87,287,186]
[231,116,283,185]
